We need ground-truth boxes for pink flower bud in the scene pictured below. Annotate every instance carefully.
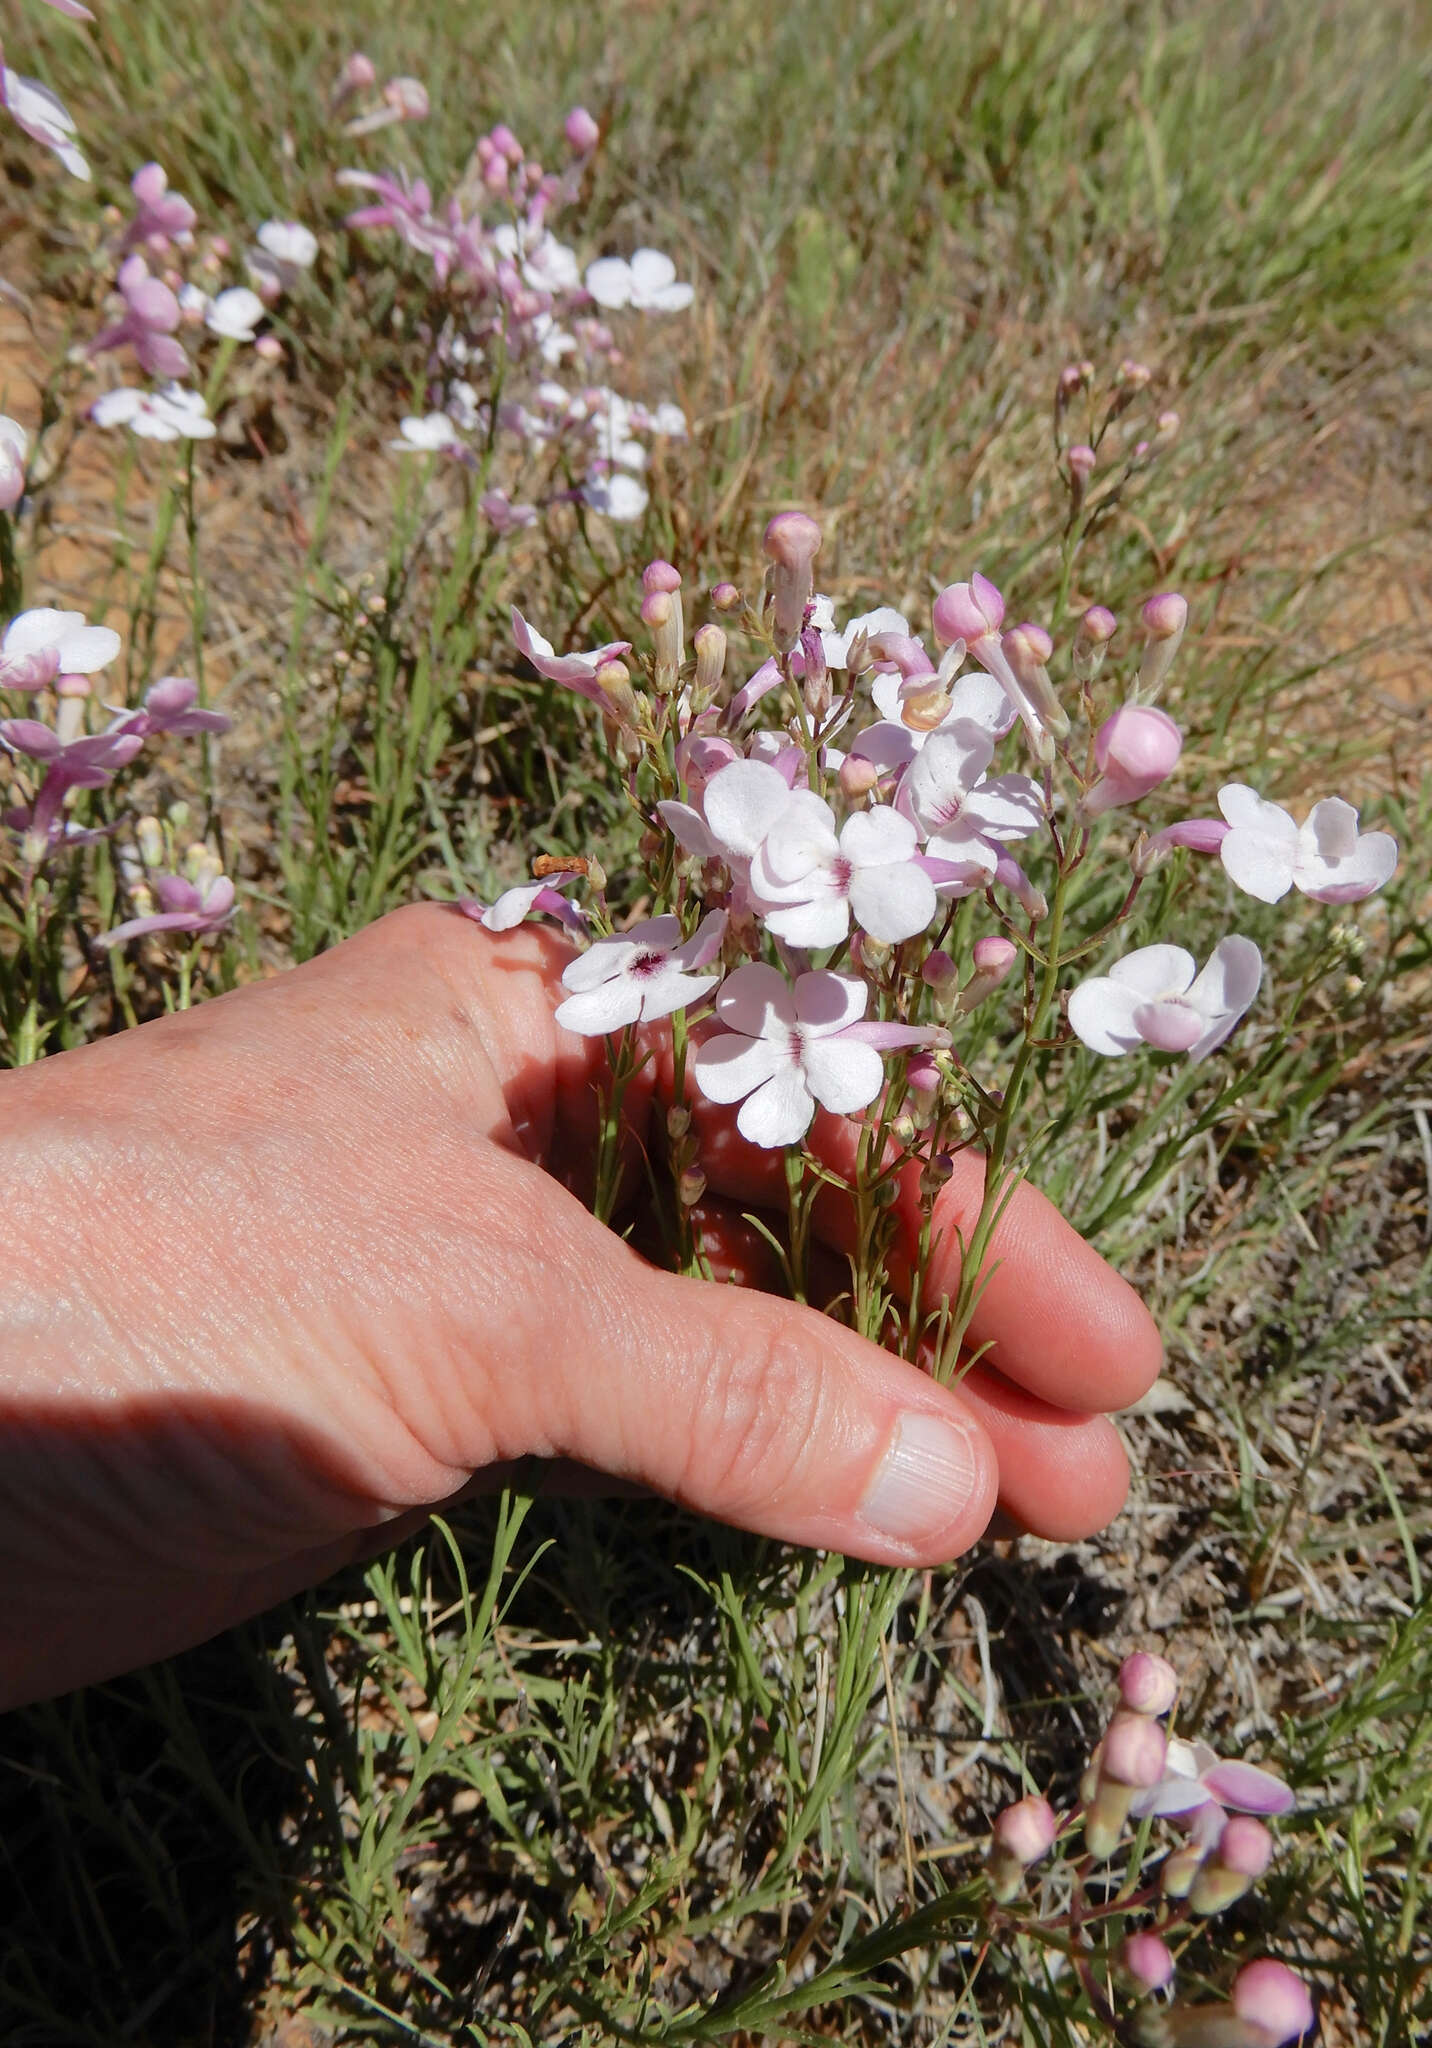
[1081,704,1183,817]
[922,949,958,995]
[641,590,673,630]
[1190,1816,1274,1916]
[565,105,601,153]
[992,1794,1058,1864]
[1068,443,1096,477]
[986,1794,1057,1901]
[1124,1932,1176,1993]
[339,51,378,92]
[1101,1711,1168,1788]
[1001,620,1068,748]
[903,1052,942,1121]
[1136,591,1189,701]
[643,558,682,594]
[1118,1651,1179,1716]
[995,852,1047,921]
[693,622,727,698]
[839,753,879,802]
[490,123,522,162]
[710,580,741,612]
[1232,1961,1314,2045]
[1119,358,1153,388]
[1081,604,1117,645]
[1056,361,1087,399]
[973,933,1017,973]
[762,510,822,647]
[253,335,284,363]
[932,572,1004,651]
[383,76,430,121]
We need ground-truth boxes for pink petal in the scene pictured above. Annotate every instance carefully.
[1201,1760,1295,1816]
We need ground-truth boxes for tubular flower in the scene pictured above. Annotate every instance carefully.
[554,910,727,1035]
[1068,937,1262,1062]
[1217,783,1398,904]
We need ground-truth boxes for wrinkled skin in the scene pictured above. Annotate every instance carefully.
[0,905,1161,1708]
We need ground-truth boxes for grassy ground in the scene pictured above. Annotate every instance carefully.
[0,0,1429,2041]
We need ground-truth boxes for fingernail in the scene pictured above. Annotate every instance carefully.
[858,1410,981,1544]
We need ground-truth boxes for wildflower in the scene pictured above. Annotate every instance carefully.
[96,864,236,949]
[554,910,727,1035]
[0,607,120,691]
[1189,1815,1274,1916]
[1,64,89,179]
[1073,603,1117,680]
[390,411,467,455]
[1217,783,1398,904]
[1084,1709,1168,1859]
[1230,1961,1314,2045]
[115,675,231,739]
[581,470,649,521]
[0,715,143,781]
[510,607,633,705]
[382,75,429,121]
[1129,1734,1295,1831]
[564,105,600,152]
[91,382,216,440]
[584,248,693,312]
[1067,936,1262,1062]
[692,963,938,1148]
[1123,1933,1176,1994]
[750,797,936,948]
[762,509,822,648]
[901,727,1044,892]
[0,416,29,512]
[121,162,197,250]
[1134,592,1188,701]
[986,1795,1058,1902]
[249,219,317,299]
[479,488,538,534]
[1080,704,1183,818]
[1117,1651,1179,1716]
[460,875,587,935]
[89,255,190,380]
[204,286,266,341]
[959,934,1018,1012]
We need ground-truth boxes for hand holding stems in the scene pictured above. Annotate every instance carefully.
[0,903,1160,1709]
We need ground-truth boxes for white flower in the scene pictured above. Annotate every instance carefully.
[821,605,910,669]
[1218,783,1398,905]
[1129,1736,1296,1836]
[0,607,121,690]
[2,67,89,180]
[492,224,581,295]
[581,471,649,521]
[692,965,888,1148]
[867,664,1015,748]
[90,384,216,441]
[648,401,688,438]
[204,286,266,341]
[899,726,1044,892]
[554,911,727,1035]
[532,313,577,364]
[257,220,318,269]
[0,414,27,511]
[391,411,465,454]
[584,248,694,313]
[752,796,935,947]
[1068,937,1262,1061]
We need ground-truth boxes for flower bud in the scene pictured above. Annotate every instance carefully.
[693,622,727,701]
[1156,408,1181,444]
[1081,704,1183,818]
[564,105,600,153]
[903,1052,942,1122]
[1119,358,1153,389]
[932,572,1003,652]
[1232,1961,1314,2045]
[986,1794,1058,1901]
[762,510,822,648]
[1133,816,1229,875]
[1135,592,1189,701]
[643,558,682,594]
[710,580,742,612]
[666,1104,691,1139]
[334,51,378,101]
[1073,603,1117,681]
[383,76,430,122]
[1124,1932,1176,1994]
[642,588,683,692]
[1118,1652,1179,1717]
[1189,1816,1273,1917]
[1085,1711,1167,1860]
[1161,1840,1208,1900]
[136,814,166,868]
[921,948,958,997]
[958,934,1017,1014]
[1067,441,1096,515]
[678,1166,707,1207]
[595,658,638,726]
[994,852,1047,922]
[800,622,831,723]
[1001,620,1068,750]
[870,630,933,679]
[839,753,879,802]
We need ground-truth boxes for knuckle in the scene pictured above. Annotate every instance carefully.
[682,1310,828,1513]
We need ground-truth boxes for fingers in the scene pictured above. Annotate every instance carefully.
[687,1100,1162,1417]
[518,1197,999,1567]
[950,1362,1133,1540]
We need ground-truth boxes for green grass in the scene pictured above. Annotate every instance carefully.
[1,0,1430,2040]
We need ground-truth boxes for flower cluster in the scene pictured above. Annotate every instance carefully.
[0,605,234,947]
[342,92,691,521]
[485,511,1396,1162]
[983,1654,1312,2046]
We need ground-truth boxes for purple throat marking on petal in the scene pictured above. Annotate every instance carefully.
[629,947,667,979]
[832,856,854,891]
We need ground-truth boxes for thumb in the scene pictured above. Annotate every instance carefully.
[534,1210,999,1565]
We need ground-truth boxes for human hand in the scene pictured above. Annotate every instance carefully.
[0,904,1160,1707]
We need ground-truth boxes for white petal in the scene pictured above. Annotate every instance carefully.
[644,282,694,312]
[655,798,719,858]
[560,935,638,992]
[480,880,550,931]
[90,388,145,428]
[629,248,677,293]
[54,625,121,673]
[1108,944,1197,1000]
[757,789,839,882]
[801,1035,884,1116]
[1185,935,1262,1062]
[623,913,682,951]
[1218,783,1298,841]
[1220,826,1295,903]
[713,960,794,1037]
[737,1067,815,1148]
[3,608,81,656]
[962,773,1044,840]
[693,1029,784,1103]
[584,257,633,308]
[636,965,721,1022]
[704,760,801,859]
[553,978,645,1036]
[1067,976,1147,1057]
[584,471,648,520]
[793,970,867,1034]
[840,803,917,866]
[762,890,851,950]
[847,859,935,944]
[946,670,1016,736]
[1301,796,1360,862]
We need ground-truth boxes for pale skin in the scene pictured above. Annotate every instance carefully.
[0,903,1162,1710]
